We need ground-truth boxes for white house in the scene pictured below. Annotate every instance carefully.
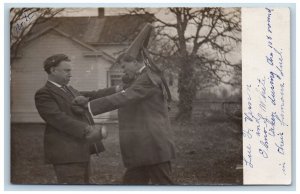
[11,11,153,123]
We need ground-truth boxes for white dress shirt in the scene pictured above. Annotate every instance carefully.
[48,80,63,88]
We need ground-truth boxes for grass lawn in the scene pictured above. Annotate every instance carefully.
[11,115,242,185]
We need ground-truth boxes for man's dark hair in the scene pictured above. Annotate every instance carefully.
[44,54,71,74]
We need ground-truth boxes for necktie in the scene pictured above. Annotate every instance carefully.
[61,85,74,97]
[62,85,100,156]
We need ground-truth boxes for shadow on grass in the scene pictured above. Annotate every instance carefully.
[11,115,243,185]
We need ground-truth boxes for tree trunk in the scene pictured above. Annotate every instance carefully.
[176,57,197,122]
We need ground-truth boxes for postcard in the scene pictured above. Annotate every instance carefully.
[8,6,291,186]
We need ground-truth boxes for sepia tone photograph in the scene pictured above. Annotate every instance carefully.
[10,7,242,185]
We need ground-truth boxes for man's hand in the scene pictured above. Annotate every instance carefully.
[71,104,86,114]
[84,125,108,143]
[72,96,89,109]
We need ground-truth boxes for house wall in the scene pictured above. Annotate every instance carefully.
[11,30,113,123]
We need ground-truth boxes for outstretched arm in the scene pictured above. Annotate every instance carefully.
[88,74,158,116]
[79,85,122,100]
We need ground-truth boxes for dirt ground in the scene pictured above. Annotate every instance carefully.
[11,115,243,185]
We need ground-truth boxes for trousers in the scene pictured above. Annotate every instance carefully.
[123,161,173,185]
[53,162,90,184]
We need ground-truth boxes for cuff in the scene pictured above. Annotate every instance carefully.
[87,102,94,117]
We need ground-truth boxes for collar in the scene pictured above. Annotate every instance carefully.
[48,80,63,88]
[137,65,146,74]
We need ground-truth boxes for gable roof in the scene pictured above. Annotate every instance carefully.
[24,14,153,63]
[25,25,115,63]
[29,14,154,45]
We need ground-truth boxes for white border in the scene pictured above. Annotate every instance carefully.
[1,0,298,193]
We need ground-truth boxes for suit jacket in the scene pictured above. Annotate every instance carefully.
[89,68,176,168]
[34,81,116,164]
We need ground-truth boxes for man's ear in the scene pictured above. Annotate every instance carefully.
[49,66,55,74]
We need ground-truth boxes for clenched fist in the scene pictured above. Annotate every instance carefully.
[84,125,108,143]
[72,96,89,108]
[71,104,86,114]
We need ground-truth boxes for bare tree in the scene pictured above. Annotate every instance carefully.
[127,8,241,121]
[10,8,64,63]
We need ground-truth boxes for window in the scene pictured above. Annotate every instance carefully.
[110,73,123,86]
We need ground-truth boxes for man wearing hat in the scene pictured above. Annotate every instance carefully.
[34,54,121,184]
[73,24,176,184]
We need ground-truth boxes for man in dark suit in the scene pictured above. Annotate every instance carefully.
[35,54,120,184]
[73,24,176,184]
